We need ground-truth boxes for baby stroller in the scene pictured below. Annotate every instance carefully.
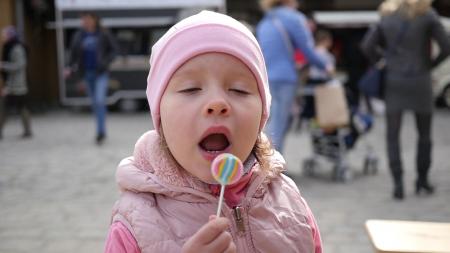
[298,79,379,182]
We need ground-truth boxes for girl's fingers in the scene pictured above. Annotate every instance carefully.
[223,241,237,253]
[206,230,233,252]
[193,217,230,244]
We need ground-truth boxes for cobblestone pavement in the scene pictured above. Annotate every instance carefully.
[0,109,449,252]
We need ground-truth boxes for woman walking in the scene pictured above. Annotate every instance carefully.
[361,0,450,200]
[256,0,333,153]
[0,26,32,139]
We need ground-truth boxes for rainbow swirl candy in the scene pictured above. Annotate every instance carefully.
[211,153,243,185]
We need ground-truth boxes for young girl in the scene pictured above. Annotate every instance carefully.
[105,11,322,253]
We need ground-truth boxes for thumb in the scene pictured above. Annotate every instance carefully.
[209,215,217,221]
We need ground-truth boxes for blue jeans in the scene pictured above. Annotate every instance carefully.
[265,82,297,153]
[84,70,108,136]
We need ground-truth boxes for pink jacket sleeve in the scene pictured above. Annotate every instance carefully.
[104,222,140,253]
[301,197,323,253]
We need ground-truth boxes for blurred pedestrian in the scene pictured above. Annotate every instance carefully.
[0,26,32,139]
[300,29,336,120]
[309,29,335,83]
[105,11,322,253]
[361,0,450,200]
[65,12,118,145]
[256,0,333,153]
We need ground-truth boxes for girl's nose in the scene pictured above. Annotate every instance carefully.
[204,97,230,116]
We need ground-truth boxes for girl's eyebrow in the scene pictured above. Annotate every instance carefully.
[228,70,257,83]
[173,66,200,77]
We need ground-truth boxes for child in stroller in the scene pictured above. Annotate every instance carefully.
[298,30,378,182]
[300,85,378,182]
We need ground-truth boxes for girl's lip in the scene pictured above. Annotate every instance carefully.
[199,147,232,162]
[199,125,231,141]
[198,125,232,162]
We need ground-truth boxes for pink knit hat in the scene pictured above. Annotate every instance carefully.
[146,10,271,133]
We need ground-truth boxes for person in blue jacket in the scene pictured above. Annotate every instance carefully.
[256,0,334,154]
[65,12,118,145]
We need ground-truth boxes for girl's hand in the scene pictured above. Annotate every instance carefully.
[182,215,236,253]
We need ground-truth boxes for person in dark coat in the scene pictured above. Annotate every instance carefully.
[361,0,450,200]
[0,26,32,139]
[65,12,118,145]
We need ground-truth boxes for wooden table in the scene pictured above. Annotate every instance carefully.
[365,219,450,253]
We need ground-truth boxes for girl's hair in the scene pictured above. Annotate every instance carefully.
[259,0,298,12]
[252,133,275,173]
[158,129,275,174]
[379,0,433,18]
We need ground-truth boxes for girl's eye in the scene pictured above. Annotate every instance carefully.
[179,87,201,93]
[230,88,250,95]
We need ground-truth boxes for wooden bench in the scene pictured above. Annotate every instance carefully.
[365,219,450,253]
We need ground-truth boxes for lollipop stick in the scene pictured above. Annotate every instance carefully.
[216,184,225,217]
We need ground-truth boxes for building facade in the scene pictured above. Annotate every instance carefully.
[1,0,449,108]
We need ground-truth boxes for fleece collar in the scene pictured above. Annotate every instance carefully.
[116,131,285,204]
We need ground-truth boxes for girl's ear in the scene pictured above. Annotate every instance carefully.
[157,127,163,137]
[158,127,165,144]
[158,128,172,156]
[157,121,167,138]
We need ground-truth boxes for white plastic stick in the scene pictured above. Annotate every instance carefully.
[216,184,225,217]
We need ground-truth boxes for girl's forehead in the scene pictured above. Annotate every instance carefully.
[182,52,230,64]
[175,52,252,74]
[167,53,258,89]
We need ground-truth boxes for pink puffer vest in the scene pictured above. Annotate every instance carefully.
[111,131,317,252]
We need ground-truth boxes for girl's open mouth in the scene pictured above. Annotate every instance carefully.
[199,133,230,153]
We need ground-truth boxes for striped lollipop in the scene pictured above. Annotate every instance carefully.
[211,153,244,217]
[211,153,244,185]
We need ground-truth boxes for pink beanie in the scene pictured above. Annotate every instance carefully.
[146,10,271,133]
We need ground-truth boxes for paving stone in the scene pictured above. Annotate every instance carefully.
[0,109,449,252]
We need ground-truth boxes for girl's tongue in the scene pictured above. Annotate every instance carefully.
[199,134,229,152]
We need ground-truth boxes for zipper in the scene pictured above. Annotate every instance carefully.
[232,206,245,235]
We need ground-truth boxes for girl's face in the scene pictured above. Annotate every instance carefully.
[160,53,262,184]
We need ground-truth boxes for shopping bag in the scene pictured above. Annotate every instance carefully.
[358,62,385,99]
[314,80,349,129]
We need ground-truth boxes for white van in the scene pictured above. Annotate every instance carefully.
[52,0,225,110]
[314,11,450,109]
[432,55,450,108]
[431,17,450,109]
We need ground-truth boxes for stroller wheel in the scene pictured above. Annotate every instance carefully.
[302,158,317,177]
[333,164,352,182]
[363,157,378,175]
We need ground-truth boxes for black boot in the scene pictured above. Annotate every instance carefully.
[393,179,404,200]
[21,108,32,139]
[415,179,434,195]
[416,162,434,195]
[415,133,433,195]
[391,171,404,200]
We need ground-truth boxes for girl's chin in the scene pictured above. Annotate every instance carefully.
[199,177,217,185]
